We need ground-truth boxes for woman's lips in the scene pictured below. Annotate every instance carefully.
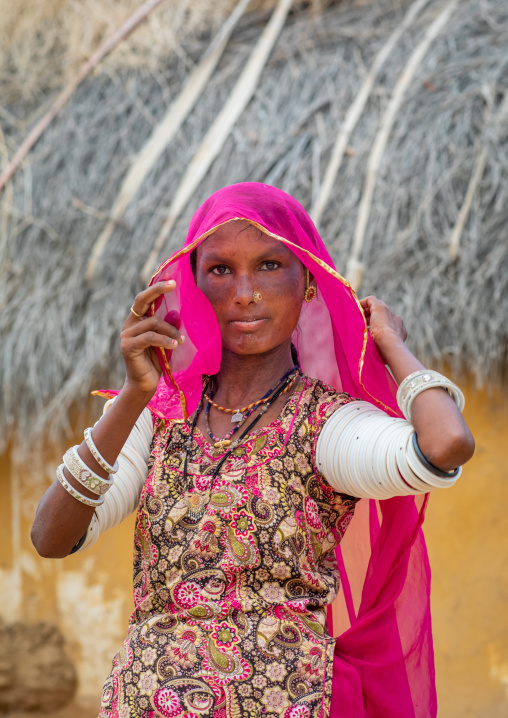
[229,318,267,330]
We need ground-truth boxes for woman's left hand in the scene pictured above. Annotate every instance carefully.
[360,296,407,364]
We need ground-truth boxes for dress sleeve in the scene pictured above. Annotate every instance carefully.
[72,402,154,553]
[314,398,462,499]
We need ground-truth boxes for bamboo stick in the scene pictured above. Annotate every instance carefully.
[141,0,295,284]
[448,149,487,262]
[449,92,508,261]
[310,0,431,228]
[0,125,13,255]
[85,0,251,282]
[346,0,459,292]
[0,0,164,195]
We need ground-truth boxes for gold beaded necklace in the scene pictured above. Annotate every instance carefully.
[205,366,299,423]
[205,368,299,451]
[182,370,300,491]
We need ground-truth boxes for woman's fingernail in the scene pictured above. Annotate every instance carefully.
[166,280,175,287]
[179,335,185,343]
[172,339,178,347]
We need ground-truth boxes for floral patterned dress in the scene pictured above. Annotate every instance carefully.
[99,376,358,718]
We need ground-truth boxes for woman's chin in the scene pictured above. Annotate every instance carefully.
[221,336,285,358]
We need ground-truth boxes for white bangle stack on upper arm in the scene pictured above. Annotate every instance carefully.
[316,372,465,500]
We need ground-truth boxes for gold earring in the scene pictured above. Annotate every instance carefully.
[304,267,316,302]
[252,290,262,304]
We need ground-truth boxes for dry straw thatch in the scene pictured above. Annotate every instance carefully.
[1,0,507,463]
[0,0,280,104]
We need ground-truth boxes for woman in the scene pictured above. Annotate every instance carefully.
[32,183,474,718]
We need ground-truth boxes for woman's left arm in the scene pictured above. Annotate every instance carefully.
[361,296,475,471]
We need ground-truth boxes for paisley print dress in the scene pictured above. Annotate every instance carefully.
[99,376,358,718]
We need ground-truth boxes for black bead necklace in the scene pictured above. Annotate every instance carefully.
[204,365,298,450]
[182,367,300,494]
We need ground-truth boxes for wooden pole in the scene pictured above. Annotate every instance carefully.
[449,91,508,261]
[310,0,431,228]
[85,0,251,282]
[140,0,295,284]
[0,124,13,253]
[346,0,459,292]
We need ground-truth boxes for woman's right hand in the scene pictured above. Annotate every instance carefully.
[120,281,184,396]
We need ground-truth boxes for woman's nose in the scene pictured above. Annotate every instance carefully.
[233,275,256,305]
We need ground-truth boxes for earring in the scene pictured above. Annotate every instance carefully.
[252,290,262,304]
[304,267,316,302]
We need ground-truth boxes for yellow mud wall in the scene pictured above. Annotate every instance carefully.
[0,447,136,716]
[425,386,508,717]
[0,383,507,717]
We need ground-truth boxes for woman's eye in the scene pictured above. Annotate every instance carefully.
[260,261,280,271]
[211,266,231,275]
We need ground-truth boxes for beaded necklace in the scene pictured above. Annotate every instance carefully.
[204,402,257,451]
[204,366,298,451]
[205,368,295,422]
[182,369,300,492]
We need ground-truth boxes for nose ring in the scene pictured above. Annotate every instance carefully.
[252,291,262,304]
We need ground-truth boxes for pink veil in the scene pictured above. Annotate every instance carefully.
[137,183,436,716]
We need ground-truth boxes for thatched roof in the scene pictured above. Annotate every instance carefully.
[1,0,507,454]
[0,0,278,104]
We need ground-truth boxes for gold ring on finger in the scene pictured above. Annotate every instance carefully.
[130,305,144,319]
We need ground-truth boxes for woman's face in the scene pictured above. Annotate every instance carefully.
[194,220,305,357]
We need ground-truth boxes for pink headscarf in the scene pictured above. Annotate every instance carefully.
[144,183,436,716]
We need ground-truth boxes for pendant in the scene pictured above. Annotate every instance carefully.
[231,411,244,423]
[214,439,232,452]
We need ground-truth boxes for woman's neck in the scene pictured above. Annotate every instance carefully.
[212,343,295,408]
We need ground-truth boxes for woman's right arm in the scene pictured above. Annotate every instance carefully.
[31,280,183,558]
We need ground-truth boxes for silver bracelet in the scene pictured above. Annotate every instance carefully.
[396,369,465,421]
[83,427,119,475]
[63,445,114,496]
[56,464,105,507]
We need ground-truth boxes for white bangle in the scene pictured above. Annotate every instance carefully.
[63,446,114,496]
[373,419,414,495]
[395,430,431,493]
[56,464,105,507]
[396,370,465,421]
[328,403,381,495]
[84,427,119,474]
[385,423,423,495]
[71,406,154,553]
